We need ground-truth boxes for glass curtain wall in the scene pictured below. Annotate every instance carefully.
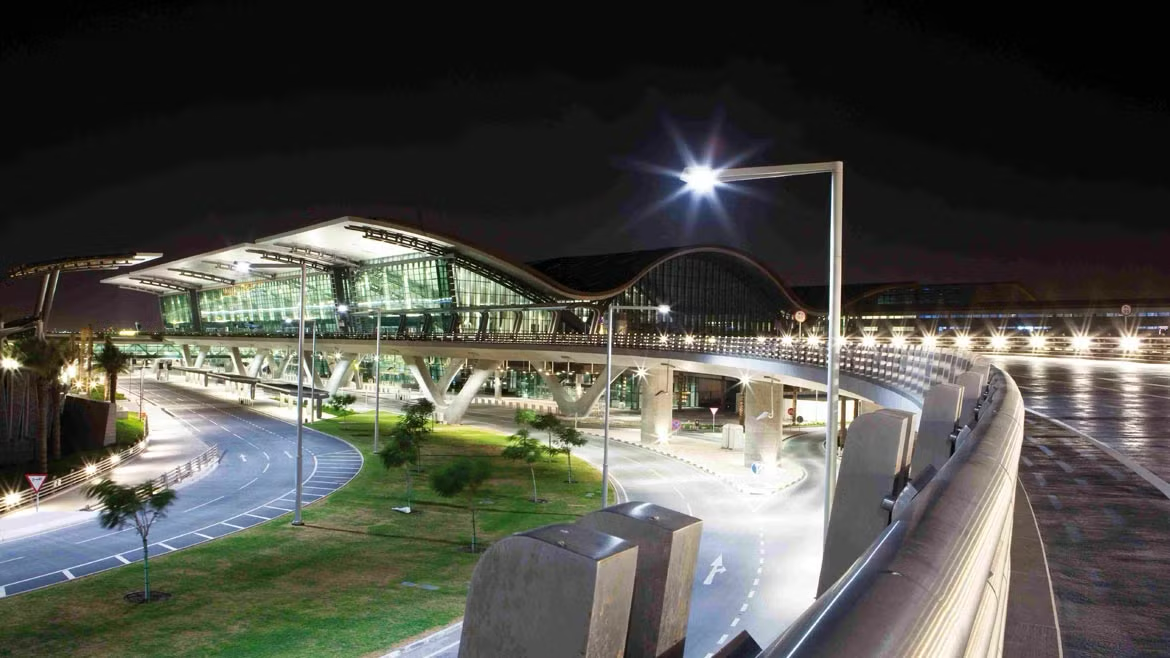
[159,294,194,331]
[615,253,792,336]
[197,273,338,334]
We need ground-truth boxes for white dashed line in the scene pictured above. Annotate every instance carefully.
[62,570,75,580]
[731,617,740,627]
[753,578,759,586]
[748,590,755,598]
[114,554,131,564]
[182,495,225,513]
[740,603,748,612]
[221,521,246,530]
[158,542,177,551]
[238,477,258,491]
[718,634,729,645]
[194,532,214,540]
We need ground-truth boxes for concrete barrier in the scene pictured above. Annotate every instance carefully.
[459,523,639,658]
[577,502,703,658]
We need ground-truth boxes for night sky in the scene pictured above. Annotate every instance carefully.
[2,3,1167,331]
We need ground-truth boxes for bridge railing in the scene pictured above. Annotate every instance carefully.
[760,365,1025,657]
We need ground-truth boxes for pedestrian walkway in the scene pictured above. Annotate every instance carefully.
[0,395,211,543]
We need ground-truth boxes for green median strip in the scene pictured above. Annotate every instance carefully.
[0,410,614,658]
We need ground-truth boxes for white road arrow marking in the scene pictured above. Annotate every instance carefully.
[239,454,247,463]
[703,554,726,585]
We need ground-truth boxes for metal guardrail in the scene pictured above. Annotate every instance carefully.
[761,365,1024,657]
[2,437,220,514]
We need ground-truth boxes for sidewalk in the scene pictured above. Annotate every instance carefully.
[0,395,211,543]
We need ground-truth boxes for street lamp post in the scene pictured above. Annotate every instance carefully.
[682,161,844,539]
[373,311,382,453]
[293,262,307,525]
[602,303,670,508]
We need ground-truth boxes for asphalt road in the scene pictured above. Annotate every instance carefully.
[993,356,1170,656]
[391,403,827,658]
[0,379,362,598]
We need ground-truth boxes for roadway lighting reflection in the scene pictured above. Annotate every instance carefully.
[1120,336,1141,352]
[1029,335,1047,349]
[1072,335,1093,351]
[990,335,1009,350]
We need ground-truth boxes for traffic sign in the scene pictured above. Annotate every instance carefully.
[750,462,764,475]
[25,474,46,492]
[671,418,682,432]
[1121,304,1133,317]
[794,310,807,324]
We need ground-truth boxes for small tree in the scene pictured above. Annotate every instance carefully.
[531,412,562,449]
[378,399,436,511]
[553,424,589,483]
[430,457,492,552]
[326,393,357,415]
[85,479,177,602]
[502,428,549,503]
[514,408,537,429]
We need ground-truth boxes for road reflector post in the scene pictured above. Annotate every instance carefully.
[459,523,639,658]
[577,502,703,658]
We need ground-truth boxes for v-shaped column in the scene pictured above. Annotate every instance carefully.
[442,360,497,424]
[406,356,467,412]
[538,369,625,418]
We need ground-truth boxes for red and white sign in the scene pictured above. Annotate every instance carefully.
[794,310,807,324]
[1121,304,1133,317]
[26,474,47,492]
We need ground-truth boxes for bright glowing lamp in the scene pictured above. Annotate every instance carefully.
[891,335,906,348]
[1072,335,1092,350]
[336,304,349,314]
[806,335,822,346]
[4,492,20,508]
[781,335,794,346]
[1029,335,1047,349]
[680,166,721,194]
[990,335,1008,350]
[656,304,671,314]
[1121,335,1141,352]
[634,366,649,379]
[1,357,19,371]
[861,335,877,348]
[84,464,97,476]
[955,335,972,349]
[232,261,251,273]
[922,335,937,349]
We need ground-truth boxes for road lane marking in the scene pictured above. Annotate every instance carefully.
[158,542,177,551]
[221,521,246,530]
[748,590,755,598]
[194,532,214,540]
[753,578,759,586]
[75,527,134,544]
[703,555,726,585]
[731,617,740,627]
[263,463,270,473]
[1047,495,1062,510]
[718,634,728,645]
[238,478,258,491]
[264,505,294,512]
[62,570,75,580]
[182,495,225,513]
[1037,444,1054,457]
[740,603,748,612]
[1034,473,1047,487]
[243,513,271,521]
[1055,460,1074,473]
[115,554,131,564]
[0,556,25,565]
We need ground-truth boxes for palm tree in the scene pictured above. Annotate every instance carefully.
[92,338,130,403]
[15,337,68,472]
[86,479,177,602]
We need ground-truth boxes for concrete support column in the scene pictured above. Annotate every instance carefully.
[192,345,209,370]
[493,369,503,400]
[247,348,271,378]
[743,379,784,468]
[819,408,916,595]
[180,345,194,368]
[443,360,495,424]
[326,352,358,396]
[229,347,246,375]
[405,356,466,416]
[302,351,324,390]
[639,367,673,444]
[539,370,618,418]
[912,383,963,479]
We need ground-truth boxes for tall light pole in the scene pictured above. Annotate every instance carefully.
[292,262,307,525]
[602,303,670,508]
[682,161,844,539]
[373,311,382,453]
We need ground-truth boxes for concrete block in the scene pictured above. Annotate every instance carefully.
[956,371,986,427]
[459,523,639,658]
[743,381,783,467]
[577,502,703,658]
[819,408,916,595]
[912,383,963,478]
[721,424,745,451]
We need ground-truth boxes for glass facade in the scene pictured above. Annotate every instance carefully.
[160,294,194,330]
[614,253,793,336]
[195,273,338,334]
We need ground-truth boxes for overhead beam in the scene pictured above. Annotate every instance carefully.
[272,242,359,268]
[169,268,236,285]
[5,252,162,280]
[202,260,278,280]
[130,276,199,292]
[244,249,334,272]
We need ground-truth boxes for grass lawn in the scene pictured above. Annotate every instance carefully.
[0,411,612,657]
[0,423,142,492]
